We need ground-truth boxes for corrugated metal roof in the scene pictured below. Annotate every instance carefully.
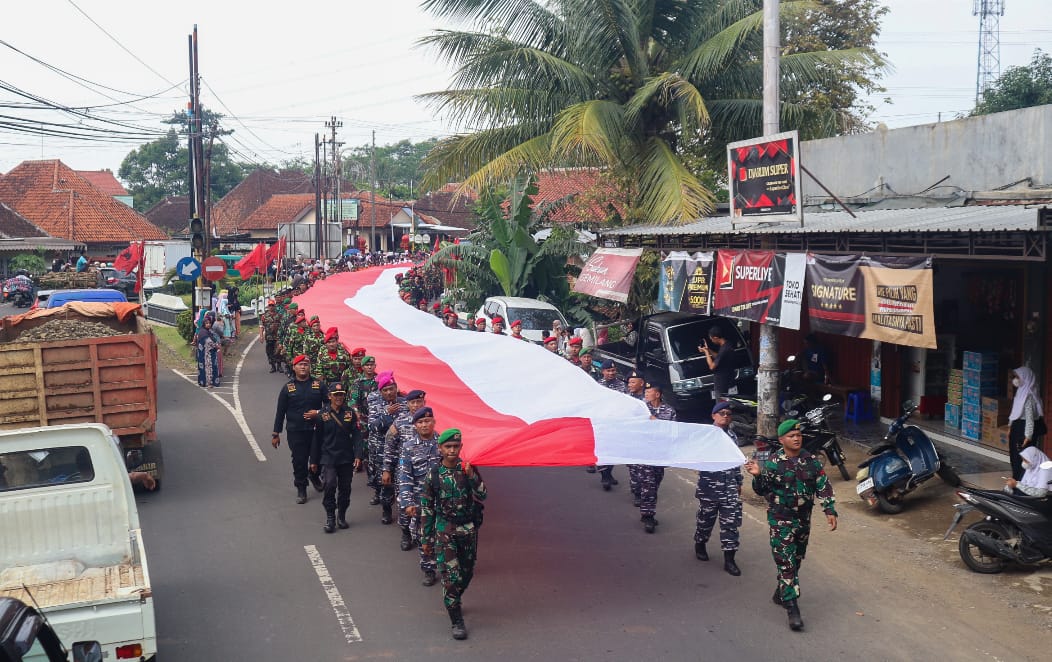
[602,205,1047,236]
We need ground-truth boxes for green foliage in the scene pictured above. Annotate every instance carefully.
[626,250,661,318]
[176,310,195,344]
[8,253,47,275]
[170,280,193,296]
[418,0,886,224]
[342,138,440,199]
[973,50,1052,116]
[119,109,246,212]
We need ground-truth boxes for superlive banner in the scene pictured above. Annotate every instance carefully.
[658,252,714,313]
[573,248,643,303]
[710,250,805,329]
[806,254,936,349]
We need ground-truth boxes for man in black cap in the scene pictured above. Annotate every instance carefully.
[695,401,744,575]
[593,360,627,487]
[272,355,328,503]
[309,382,364,533]
[398,406,444,586]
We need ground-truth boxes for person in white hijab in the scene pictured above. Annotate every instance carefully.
[1005,446,1052,497]
[1008,366,1045,480]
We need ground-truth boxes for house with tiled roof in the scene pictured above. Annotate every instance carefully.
[0,160,166,259]
[76,169,133,208]
[413,187,477,231]
[143,196,190,236]
[0,201,80,273]
[532,168,624,225]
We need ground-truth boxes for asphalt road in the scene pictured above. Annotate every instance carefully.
[137,336,1050,661]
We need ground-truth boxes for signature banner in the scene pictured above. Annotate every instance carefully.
[806,254,936,349]
[658,251,714,313]
[573,248,643,303]
[710,250,805,329]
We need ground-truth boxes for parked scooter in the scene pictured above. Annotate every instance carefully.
[944,461,1052,573]
[855,400,961,514]
[785,393,852,481]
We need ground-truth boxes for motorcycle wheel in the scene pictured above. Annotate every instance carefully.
[958,521,1009,574]
[875,490,905,514]
[835,457,852,481]
[937,464,962,488]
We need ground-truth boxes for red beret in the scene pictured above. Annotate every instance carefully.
[443,307,455,315]
[351,347,366,357]
[475,318,487,326]
[324,327,339,342]
[295,310,306,319]
[292,354,309,365]
[569,337,583,346]
[510,319,522,328]
[543,336,558,344]
[432,302,441,310]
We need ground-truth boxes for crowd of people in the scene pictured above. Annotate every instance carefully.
[261,263,840,636]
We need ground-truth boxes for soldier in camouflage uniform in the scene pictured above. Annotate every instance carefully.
[302,315,325,364]
[366,371,404,524]
[395,405,443,586]
[593,360,626,485]
[745,419,837,632]
[344,347,367,385]
[258,300,283,373]
[282,310,309,377]
[380,389,427,549]
[636,383,676,533]
[313,328,352,384]
[695,401,743,576]
[420,429,486,641]
[623,371,647,500]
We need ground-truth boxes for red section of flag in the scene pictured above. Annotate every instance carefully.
[113,241,143,275]
[235,243,267,279]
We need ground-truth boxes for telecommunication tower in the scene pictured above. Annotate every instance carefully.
[974,0,1005,103]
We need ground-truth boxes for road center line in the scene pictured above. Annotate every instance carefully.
[304,544,362,644]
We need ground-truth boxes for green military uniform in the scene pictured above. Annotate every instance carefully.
[314,342,352,384]
[260,306,283,372]
[751,445,836,604]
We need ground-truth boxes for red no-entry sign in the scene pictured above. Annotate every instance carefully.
[201,256,227,281]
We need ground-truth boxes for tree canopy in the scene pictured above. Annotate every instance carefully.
[972,49,1052,116]
[118,109,245,212]
[341,138,440,199]
[416,0,885,224]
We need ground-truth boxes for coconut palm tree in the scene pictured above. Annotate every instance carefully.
[417,0,882,224]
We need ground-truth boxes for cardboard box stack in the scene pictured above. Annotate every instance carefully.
[945,369,963,429]
[961,352,997,441]
[980,396,1012,449]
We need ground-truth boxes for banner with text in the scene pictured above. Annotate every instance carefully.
[710,250,805,329]
[573,247,644,303]
[658,251,714,313]
[806,254,936,349]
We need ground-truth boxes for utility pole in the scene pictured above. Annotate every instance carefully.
[370,130,377,254]
[325,116,342,260]
[756,0,781,441]
[314,133,322,261]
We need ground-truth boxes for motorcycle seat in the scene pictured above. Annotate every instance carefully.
[867,442,896,456]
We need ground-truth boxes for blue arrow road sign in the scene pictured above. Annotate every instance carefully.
[176,256,202,281]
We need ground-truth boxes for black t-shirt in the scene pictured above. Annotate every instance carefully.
[711,341,735,393]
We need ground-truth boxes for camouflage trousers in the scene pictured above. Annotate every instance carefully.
[264,339,279,365]
[630,465,664,517]
[436,524,479,609]
[366,435,395,506]
[767,506,813,603]
[694,470,742,551]
[397,480,436,573]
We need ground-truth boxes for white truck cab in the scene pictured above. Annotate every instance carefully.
[0,424,156,661]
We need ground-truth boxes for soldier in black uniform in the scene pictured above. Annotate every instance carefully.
[309,382,364,533]
[272,354,328,503]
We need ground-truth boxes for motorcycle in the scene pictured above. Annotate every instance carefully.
[943,460,1052,573]
[720,356,810,439]
[855,400,961,514]
[786,393,851,481]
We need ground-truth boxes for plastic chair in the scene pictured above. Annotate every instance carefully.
[845,391,873,424]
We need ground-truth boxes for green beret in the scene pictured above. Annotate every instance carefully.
[437,428,462,445]
[362,355,376,364]
[288,303,298,310]
[777,419,801,437]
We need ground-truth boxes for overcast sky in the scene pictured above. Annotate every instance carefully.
[2,0,1051,179]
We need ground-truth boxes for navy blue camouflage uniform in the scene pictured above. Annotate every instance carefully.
[595,376,627,484]
[366,390,404,507]
[634,401,676,517]
[397,431,442,573]
[695,425,743,551]
[382,408,416,527]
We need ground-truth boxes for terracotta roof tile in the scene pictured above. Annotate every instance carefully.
[240,194,316,230]
[142,196,190,235]
[0,201,49,238]
[0,160,166,243]
[211,168,358,235]
[533,168,624,224]
[75,169,129,197]
[344,193,400,229]
[414,190,477,230]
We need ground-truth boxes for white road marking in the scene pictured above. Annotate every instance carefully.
[171,334,267,462]
[304,544,362,644]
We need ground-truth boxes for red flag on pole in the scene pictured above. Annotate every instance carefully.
[113,241,143,275]
[235,244,267,280]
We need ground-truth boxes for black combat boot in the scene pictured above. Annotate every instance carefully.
[296,487,307,504]
[600,467,613,491]
[723,551,741,576]
[336,507,349,529]
[400,527,414,551]
[642,515,657,534]
[381,503,393,525]
[772,588,784,606]
[695,542,709,561]
[784,600,804,631]
[585,465,597,473]
[422,570,437,586]
[369,490,381,506]
[448,606,467,640]
[632,494,641,508]
[323,513,336,534]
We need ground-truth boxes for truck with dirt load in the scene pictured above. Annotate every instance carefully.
[0,423,157,661]
[0,303,162,487]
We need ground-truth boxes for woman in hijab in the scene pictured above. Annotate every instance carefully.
[1008,366,1045,480]
[1005,446,1052,497]
[195,313,221,388]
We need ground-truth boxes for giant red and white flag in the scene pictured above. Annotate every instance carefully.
[296,267,744,469]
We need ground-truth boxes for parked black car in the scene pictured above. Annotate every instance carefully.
[591,312,755,423]
[99,267,138,300]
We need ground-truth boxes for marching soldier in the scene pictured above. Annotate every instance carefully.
[745,419,838,632]
[564,336,584,365]
[259,299,282,373]
[490,315,505,335]
[271,355,328,503]
[309,382,364,533]
[303,315,326,364]
[396,406,443,586]
[345,347,367,385]
[594,360,626,486]
[282,310,310,376]
[636,382,676,533]
[473,317,488,332]
[381,389,428,550]
[509,319,529,341]
[314,327,352,384]
[695,401,744,576]
[366,371,404,523]
[421,429,487,641]
[624,370,647,501]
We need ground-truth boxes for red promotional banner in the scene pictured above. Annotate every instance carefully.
[573,248,643,303]
[710,250,805,329]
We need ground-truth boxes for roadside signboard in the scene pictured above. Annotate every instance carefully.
[175,257,201,281]
[201,256,227,282]
[573,248,644,303]
[727,130,803,228]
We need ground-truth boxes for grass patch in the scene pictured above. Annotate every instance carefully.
[151,323,196,372]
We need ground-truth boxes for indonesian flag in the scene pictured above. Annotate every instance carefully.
[296,267,745,469]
